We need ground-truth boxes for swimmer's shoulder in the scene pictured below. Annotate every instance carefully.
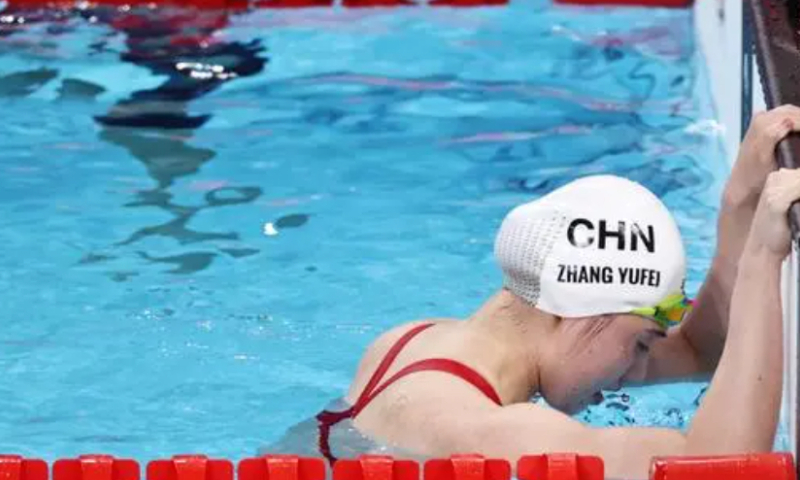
[369,318,457,356]
[346,318,458,401]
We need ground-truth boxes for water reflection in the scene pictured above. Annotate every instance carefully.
[0,4,268,276]
[0,4,714,278]
[97,8,267,274]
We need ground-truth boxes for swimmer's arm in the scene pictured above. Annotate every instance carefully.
[460,245,783,478]
[652,212,751,375]
[457,403,684,480]
[639,175,775,383]
[643,206,756,383]
[656,107,800,380]
[644,257,759,383]
[638,318,713,383]
[637,278,727,383]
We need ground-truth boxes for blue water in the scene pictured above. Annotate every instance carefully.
[0,0,733,462]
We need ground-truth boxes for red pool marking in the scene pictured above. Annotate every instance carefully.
[238,455,325,480]
[424,455,510,480]
[298,75,662,114]
[334,456,418,480]
[147,456,232,480]
[444,125,593,145]
[4,0,508,8]
[650,453,796,480]
[299,74,456,92]
[517,454,603,480]
[0,456,48,480]
[54,455,140,480]
[4,0,694,9]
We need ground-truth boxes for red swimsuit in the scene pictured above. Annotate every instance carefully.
[316,323,503,464]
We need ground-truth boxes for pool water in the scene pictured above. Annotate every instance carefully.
[0,0,733,461]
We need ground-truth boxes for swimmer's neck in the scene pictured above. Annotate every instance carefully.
[465,289,557,403]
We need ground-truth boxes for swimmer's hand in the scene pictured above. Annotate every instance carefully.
[725,105,800,207]
[682,168,796,458]
[746,167,800,258]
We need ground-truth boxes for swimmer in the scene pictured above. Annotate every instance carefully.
[267,106,800,479]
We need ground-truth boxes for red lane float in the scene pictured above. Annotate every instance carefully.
[650,453,797,480]
[1,452,797,480]
[517,454,603,480]
[54,456,139,480]
[334,455,418,480]
[0,456,48,480]
[0,0,501,7]
[3,0,237,8]
[3,0,701,8]
[238,456,324,480]
[424,455,510,480]
[147,456,233,480]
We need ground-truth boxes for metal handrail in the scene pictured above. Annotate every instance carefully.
[742,0,754,140]
[747,0,800,240]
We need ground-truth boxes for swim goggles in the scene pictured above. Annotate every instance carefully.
[631,293,694,329]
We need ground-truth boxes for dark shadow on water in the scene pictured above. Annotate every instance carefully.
[0,4,268,276]
[93,8,267,275]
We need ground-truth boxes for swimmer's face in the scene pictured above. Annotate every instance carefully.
[538,314,666,414]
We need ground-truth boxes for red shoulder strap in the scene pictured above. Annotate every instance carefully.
[353,358,502,416]
[317,323,436,465]
[352,323,436,409]
[317,322,503,465]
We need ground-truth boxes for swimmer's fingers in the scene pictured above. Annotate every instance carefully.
[748,168,800,256]
[764,168,800,213]
[725,106,800,206]
[748,104,800,148]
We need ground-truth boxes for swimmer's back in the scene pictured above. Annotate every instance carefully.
[342,319,507,457]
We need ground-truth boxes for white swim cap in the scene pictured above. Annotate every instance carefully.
[494,175,686,319]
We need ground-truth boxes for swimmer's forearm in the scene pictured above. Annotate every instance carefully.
[719,188,759,261]
[679,199,757,371]
[684,245,783,453]
[677,260,731,370]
